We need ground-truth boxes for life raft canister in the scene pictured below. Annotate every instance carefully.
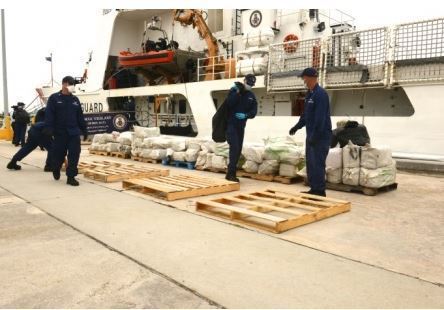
[283,34,299,54]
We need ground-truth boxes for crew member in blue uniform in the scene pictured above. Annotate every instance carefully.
[6,122,53,171]
[225,74,258,182]
[44,76,87,186]
[289,68,332,197]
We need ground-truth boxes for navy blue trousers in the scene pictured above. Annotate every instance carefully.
[12,128,53,167]
[305,139,330,192]
[53,133,81,177]
[14,123,27,146]
[226,123,245,176]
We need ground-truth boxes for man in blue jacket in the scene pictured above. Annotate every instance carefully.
[44,76,87,186]
[225,74,258,182]
[6,122,53,171]
[289,68,332,196]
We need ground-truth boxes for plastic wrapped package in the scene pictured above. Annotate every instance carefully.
[150,149,167,160]
[242,144,265,163]
[186,139,204,151]
[166,148,174,157]
[151,137,172,149]
[134,126,160,138]
[263,136,298,145]
[359,161,396,188]
[106,142,120,153]
[118,145,132,155]
[185,149,199,162]
[264,144,304,162]
[342,168,360,186]
[343,142,361,168]
[327,168,342,184]
[212,155,228,170]
[196,151,208,167]
[279,163,299,177]
[242,160,259,173]
[89,143,100,151]
[258,160,279,175]
[133,138,144,148]
[172,151,187,162]
[171,138,187,152]
[201,141,216,153]
[104,133,116,143]
[111,131,120,140]
[131,148,141,157]
[203,153,214,170]
[117,131,133,146]
[92,134,102,144]
[280,146,304,165]
[297,167,307,178]
[140,149,153,158]
[326,148,343,170]
[215,142,230,157]
[360,146,393,169]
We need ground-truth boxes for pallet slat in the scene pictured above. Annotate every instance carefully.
[196,189,351,233]
[83,164,169,183]
[122,175,240,201]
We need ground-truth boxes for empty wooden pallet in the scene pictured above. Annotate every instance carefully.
[84,166,169,182]
[78,160,128,174]
[122,175,240,201]
[196,189,351,233]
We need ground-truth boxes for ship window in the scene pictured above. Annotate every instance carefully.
[208,9,223,33]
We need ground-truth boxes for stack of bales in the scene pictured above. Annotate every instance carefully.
[89,132,120,152]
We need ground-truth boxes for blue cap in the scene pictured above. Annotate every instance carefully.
[244,74,256,86]
[298,67,318,77]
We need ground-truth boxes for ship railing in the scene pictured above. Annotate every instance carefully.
[323,27,389,89]
[266,37,322,91]
[197,55,237,81]
[391,17,444,86]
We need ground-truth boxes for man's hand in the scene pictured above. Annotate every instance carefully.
[235,113,247,120]
[289,126,298,136]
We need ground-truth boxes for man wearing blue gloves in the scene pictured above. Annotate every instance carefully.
[289,68,332,196]
[225,74,258,182]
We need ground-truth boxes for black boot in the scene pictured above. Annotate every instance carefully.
[7,161,21,170]
[52,170,60,180]
[44,165,52,172]
[67,177,79,186]
[225,174,240,182]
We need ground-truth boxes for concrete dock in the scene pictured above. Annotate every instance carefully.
[0,141,443,308]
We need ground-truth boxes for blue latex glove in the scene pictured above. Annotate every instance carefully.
[235,113,247,120]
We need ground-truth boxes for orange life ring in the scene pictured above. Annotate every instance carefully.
[283,34,299,54]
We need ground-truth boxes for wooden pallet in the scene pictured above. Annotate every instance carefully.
[109,151,131,159]
[89,150,110,156]
[163,159,196,170]
[326,182,398,196]
[84,165,169,182]
[78,160,128,174]
[195,166,227,174]
[131,156,163,164]
[196,189,351,233]
[122,175,240,201]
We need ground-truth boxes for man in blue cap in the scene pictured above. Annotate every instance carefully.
[44,76,87,186]
[225,73,258,182]
[289,67,332,196]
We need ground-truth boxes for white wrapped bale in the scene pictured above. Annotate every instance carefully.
[242,144,265,164]
[106,142,120,153]
[359,161,396,188]
[279,163,299,177]
[280,146,304,165]
[185,149,199,162]
[92,134,102,144]
[196,151,208,167]
[117,131,133,146]
[327,168,342,184]
[172,151,187,162]
[134,126,160,138]
[297,167,307,178]
[212,155,228,170]
[186,139,204,151]
[258,160,279,175]
[151,137,172,149]
[90,143,100,151]
[201,140,216,153]
[326,148,343,170]
[171,138,187,152]
[342,168,360,186]
[150,149,167,160]
[215,142,230,158]
[118,145,132,155]
[343,142,361,168]
[141,149,152,158]
[203,153,214,170]
[131,148,142,157]
[242,160,259,173]
[104,133,117,143]
[361,146,393,169]
[263,136,298,145]
[133,138,144,148]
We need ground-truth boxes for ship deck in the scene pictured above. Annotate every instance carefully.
[0,141,443,308]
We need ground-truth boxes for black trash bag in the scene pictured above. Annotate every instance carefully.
[212,99,229,143]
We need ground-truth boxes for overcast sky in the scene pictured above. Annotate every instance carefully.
[0,5,443,113]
